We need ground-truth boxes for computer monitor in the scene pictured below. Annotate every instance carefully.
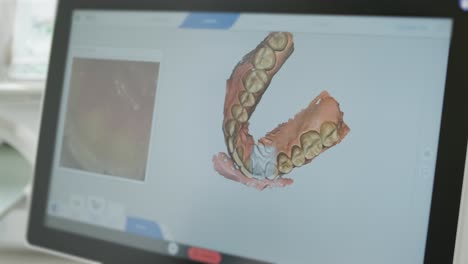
[28,1,468,263]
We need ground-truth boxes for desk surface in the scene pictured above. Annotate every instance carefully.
[0,143,80,263]
[0,206,79,263]
[0,248,78,264]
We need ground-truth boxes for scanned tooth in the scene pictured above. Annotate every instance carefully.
[267,32,288,51]
[237,147,244,162]
[300,131,323,159]
[253,46,276,70]
[266,172,278,180]
[240,166,253,178]
[238,110,248,122]
[277,153,293,174]
[291,145,305,167]
[227,137,235,153]
[320,122,339,147]
[243,69,268,94]
[244,157,251,171]
[239,91,256,107]
[232,148,244,168]
[265,162,278,179]
[225,119,238,137]
[231,104,249,123]
[232,148,253,177]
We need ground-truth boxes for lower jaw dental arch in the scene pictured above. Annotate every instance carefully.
[212,32,350,190]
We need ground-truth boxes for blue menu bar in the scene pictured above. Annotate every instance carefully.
[180,12,240,29]
[125,217,163,240]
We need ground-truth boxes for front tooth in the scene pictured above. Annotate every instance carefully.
[277,152,293,174]
[291,145,305,167]
[225,119,238,137]
[232,148,244,168]
[243,69,268,93]
[253,46,276,70]
[320,122,339,147]
[232,148,253,178]
[231,104,249,123]
[265,162,278,179]
[300,130,323,159]
[244,157,251,171]
[227,137,235,153]
[267,32,288,51]
[239,91,256,107]
[237,147,244,161]
[240,166,253,178]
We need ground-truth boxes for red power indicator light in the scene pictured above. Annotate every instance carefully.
[188,247,222,264]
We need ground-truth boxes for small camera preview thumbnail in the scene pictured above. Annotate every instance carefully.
[60,57,159,181]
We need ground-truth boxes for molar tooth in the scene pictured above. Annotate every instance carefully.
[225,119,238,137]
[320,122,339,147]
[300,131,323,159]
[253,46,276,70]
[239,91,256,107]
[277,153,293,174]
[267,32,288,51]
[231,104,249,123]
[243,69,268,93]
[291,145,305,167]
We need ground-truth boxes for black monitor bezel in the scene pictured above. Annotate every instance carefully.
[28,0,468,263]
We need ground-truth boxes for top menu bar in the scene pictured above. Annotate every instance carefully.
[73,11,452,39]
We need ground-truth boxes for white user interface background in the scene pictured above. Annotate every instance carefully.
[47,12,452,264]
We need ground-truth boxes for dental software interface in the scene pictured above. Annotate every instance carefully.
[46,11,452,264]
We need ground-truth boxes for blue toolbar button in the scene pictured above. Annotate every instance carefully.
[180,13,240,29]
[125,217,163,240]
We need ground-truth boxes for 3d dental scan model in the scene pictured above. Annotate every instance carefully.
[213,32,350,190]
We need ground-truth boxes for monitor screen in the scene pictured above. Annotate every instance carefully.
[45,11,453,264]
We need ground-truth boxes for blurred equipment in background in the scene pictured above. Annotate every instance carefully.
[0,0,51,224]
[9,0,57,80]
[0,144,32,220]
[0,84,41,164]
[0,0,16,79]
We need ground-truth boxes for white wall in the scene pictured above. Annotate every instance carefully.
[0,0,16,77]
